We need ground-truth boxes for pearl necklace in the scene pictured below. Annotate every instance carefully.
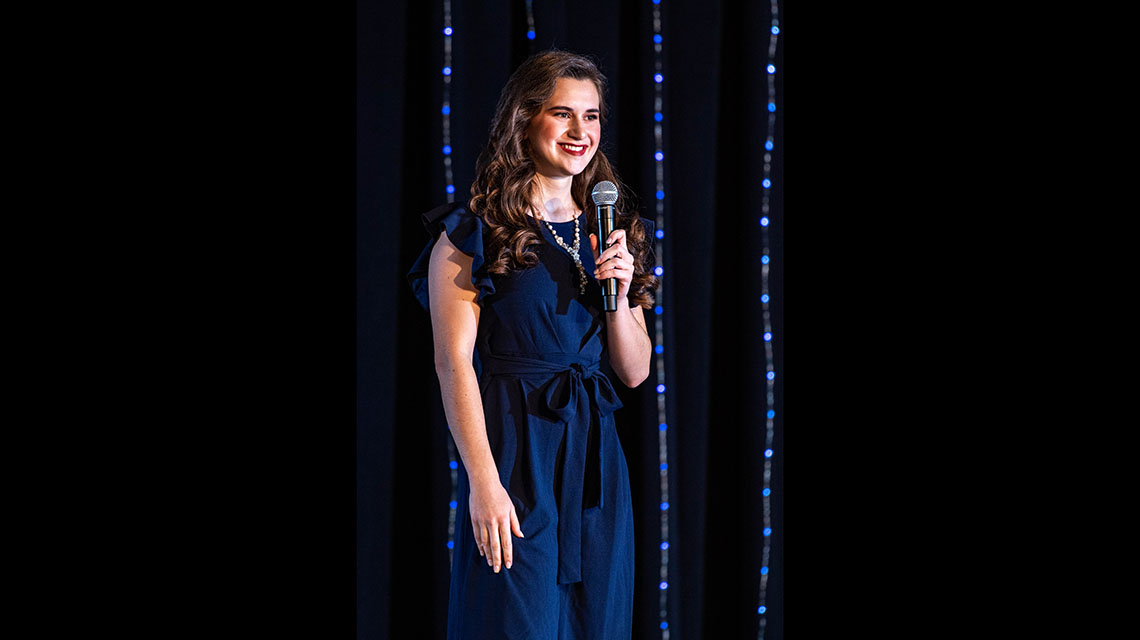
[540,212,588,295]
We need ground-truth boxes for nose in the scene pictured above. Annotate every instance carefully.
[567,117,584,138]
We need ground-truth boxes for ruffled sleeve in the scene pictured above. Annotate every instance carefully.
[406,203,497,311]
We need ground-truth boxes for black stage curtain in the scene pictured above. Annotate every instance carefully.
[358,1,782,637]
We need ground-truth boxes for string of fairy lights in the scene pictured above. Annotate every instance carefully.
[648,1,672,637]
[756,3,779,639]
[441,0,460,569]
[442,0,456,204]
[525,0,535,41]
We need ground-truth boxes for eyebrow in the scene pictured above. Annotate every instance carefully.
[547,106,600,113]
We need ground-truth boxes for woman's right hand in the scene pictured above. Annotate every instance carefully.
[469,476,524,573]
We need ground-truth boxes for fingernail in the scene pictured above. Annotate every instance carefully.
[506,562,512,569]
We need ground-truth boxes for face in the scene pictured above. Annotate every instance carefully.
[524,77,601,179]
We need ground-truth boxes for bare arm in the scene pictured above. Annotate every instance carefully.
[591,230,652,387]
[428,230,522,573]
[603,301,651,387]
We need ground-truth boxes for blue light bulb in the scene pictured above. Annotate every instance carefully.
[658,423,667,431]
[442,66,452,76]
[768,102,776,112]
[760,216,769,227]
[656,384,666,394]
[656,190,665,200]
[659,581,668,590]
[527,30,535,40]
[655,229,664,239]
[654,112,663,122]
[442,145,452,155]
[447,540,454,549]
[758,606,767,614]
[764,449,773,458]
[660,462,668,470]
[655,151,664,161]
[763,332,772,341]
[762,178,771,188]
[767,64,776,74]
[660,541,669,550]
[654,266,664,276]
[660,501,669,510]
[763,527,772,536]
[449,500,458,509]
[766,409,775,418]
[443,26,453,36]
[441,105,451,115]
[446,185,456,194]
[767,371,775,380]
[760,294,770,303]
[654,73,663,83]
[654,344,663,354]
[761,255,770,264]
[653,34,662,44]
[654,305,663,315]
[762,488,771,496]
[760,566,769,575]
[772,26,780,34]
[765,140,773,150]
[449,460,458,469]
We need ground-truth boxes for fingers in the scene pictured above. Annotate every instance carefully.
[591,230,626,247]
[488,522,503,573]
[604,228,627,249]
[474,521,486,557]
[594,265,630,283]
[595,244,635,282]
[471,490,524,574]
[598,231,629,260]
[499,518,513,570]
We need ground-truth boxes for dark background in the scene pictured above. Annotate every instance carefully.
[164,0,1022,637]
[359,0,781,638]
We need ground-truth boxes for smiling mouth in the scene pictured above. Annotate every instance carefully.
[558,143,588,155]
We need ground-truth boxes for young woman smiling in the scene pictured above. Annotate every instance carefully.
[408,49,657,639]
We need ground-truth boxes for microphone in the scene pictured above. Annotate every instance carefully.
[591,181,619,312]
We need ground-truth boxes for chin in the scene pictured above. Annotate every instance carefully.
[570,156,597,176]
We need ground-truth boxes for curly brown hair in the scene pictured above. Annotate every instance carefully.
[468,49,658,309]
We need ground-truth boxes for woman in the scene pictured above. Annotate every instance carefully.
[407,50,658,639]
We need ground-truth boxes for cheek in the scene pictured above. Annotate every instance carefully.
[531,120,554,140]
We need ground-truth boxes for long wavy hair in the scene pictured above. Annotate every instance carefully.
[469,50,658,309]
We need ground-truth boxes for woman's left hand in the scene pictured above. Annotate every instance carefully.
[590,228,634,301]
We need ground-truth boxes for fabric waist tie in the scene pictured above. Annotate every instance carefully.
[480,352,623,585]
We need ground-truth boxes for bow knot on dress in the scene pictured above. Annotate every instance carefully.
[482,352,622,585]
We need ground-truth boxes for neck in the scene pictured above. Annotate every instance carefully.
[530,174,579,222]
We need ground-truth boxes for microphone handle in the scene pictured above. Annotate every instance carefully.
[597,203,618,312]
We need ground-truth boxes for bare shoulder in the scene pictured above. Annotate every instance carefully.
[429,230,479,299]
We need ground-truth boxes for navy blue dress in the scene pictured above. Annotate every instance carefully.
[407,203,653,640]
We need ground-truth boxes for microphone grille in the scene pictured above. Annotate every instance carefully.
[591,181,619,205]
